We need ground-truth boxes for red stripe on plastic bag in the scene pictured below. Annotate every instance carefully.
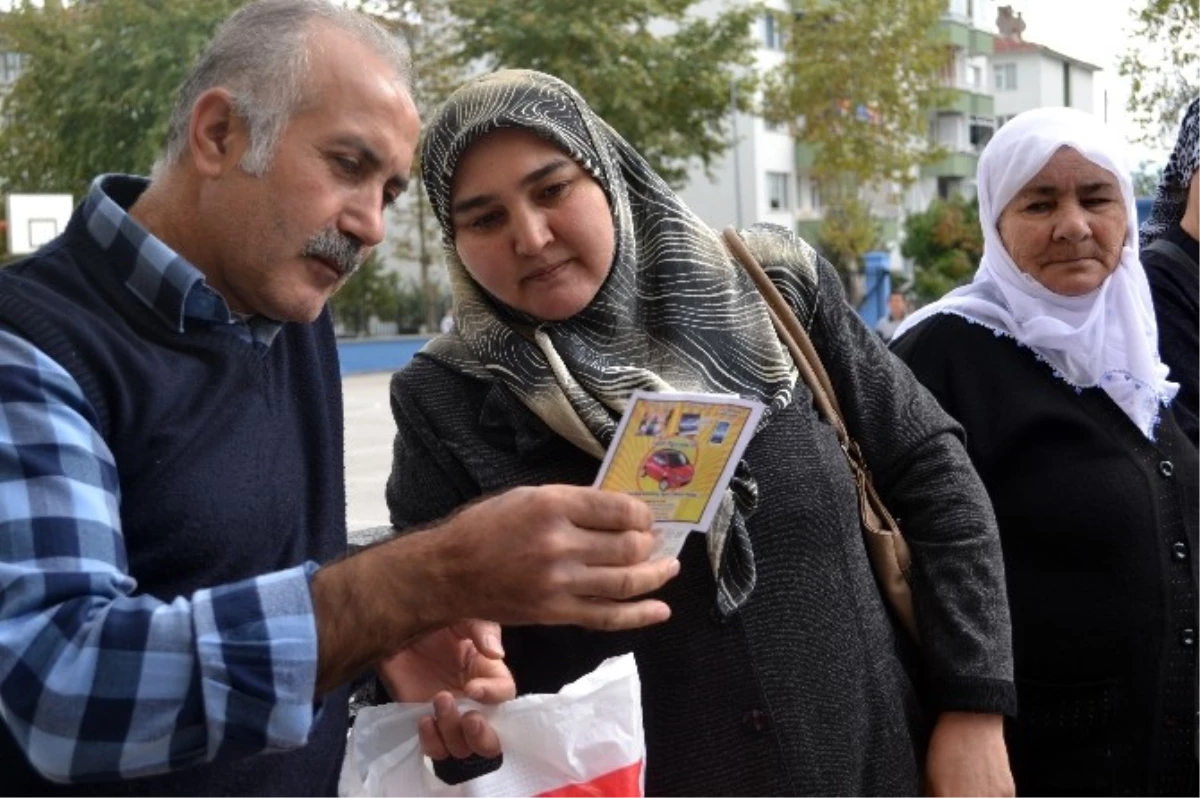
[533,760,643,797]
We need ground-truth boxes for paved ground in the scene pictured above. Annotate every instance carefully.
[342,371,397,545]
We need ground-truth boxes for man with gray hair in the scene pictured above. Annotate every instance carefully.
[0,1,679,794]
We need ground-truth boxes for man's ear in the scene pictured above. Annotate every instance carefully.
[188,87,249,178]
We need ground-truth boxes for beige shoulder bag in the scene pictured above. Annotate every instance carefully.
[722,227,918,642]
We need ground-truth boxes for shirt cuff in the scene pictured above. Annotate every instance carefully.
[192,562,321,755]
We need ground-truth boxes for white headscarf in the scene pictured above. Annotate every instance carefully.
[892,107,1177,439]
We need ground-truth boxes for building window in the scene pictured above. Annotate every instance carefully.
[767,172,790,211]
[969,64,982,90]
[993,63,1017,91]
[937,176,965,200]
[762,12,784,50]
[809,179,822,212]
[0,52,26,85]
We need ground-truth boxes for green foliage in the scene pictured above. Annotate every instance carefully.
[1118,0,1198,146]
[902,195,982,302]
[0,0,244,198]
[359,0,466,333]
[447,0,760,187]
[1132,160,1164,198]
[817,189,882,277]
[764,0,949,188]
[329,252,430,336]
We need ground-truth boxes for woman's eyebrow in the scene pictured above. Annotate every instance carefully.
[451,158,572,217]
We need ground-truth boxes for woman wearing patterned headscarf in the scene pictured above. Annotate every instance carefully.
[1141,98,1198,446]
[386,69,1016,795]
[892,107,1198,796]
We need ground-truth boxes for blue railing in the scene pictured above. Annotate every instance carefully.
[337,335,433,376]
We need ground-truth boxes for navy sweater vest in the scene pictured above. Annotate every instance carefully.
[0,207,350,795]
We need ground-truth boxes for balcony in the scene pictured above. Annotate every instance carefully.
[921,152,978,179]
[940,88,994,118]
[938,18,994,56]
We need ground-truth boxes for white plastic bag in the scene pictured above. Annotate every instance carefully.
[339,654,645,797]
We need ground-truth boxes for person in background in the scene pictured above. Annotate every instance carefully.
[1140,97,1198,447]
[386,68,1017,797]
[875,288,909,343]
[891,107,1198,796]
[440,307,455,333]
[0,4,678,794]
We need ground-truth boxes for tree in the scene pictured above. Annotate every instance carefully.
[359,0,467,333]
[901,195,982,303]
[446,0,761,187]
[763,0,950,189]
[1132,159,1164,199]
[0,0,243,198]
[329,252,406,336]
[817,187,882,300]
[1118,0,1198,146]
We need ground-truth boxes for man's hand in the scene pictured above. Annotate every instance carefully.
[312,485,679,694]
[378,620,512,759]
[432,485,680,629]
[925,711,1014,797]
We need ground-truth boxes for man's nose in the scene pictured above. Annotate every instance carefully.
[341,191,387,249]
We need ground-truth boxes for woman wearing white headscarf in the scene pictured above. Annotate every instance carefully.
[892,107,1198,796]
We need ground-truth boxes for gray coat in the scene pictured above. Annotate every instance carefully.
[385,252,1015,796]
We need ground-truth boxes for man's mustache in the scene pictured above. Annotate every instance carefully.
[301,229,368,279]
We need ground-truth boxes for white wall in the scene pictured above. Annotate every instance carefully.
[935,113,970,151]
[1039,56,1066,105]
[1069,67,1095,113]
[993,53,1040,118]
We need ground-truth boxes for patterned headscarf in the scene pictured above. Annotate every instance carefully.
[1140,98,1199,248]
[894,107,1176,439]
[420,69,801,614]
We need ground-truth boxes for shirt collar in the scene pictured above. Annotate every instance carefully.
[82,174,283,347]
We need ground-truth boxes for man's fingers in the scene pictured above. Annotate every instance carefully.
[462,711,502,759]
[559,597,673,631]
[573,528,661,567]
[573,558,681,600]
[556,486,654,532]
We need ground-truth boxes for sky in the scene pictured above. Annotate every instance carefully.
[1004,0,1174,167]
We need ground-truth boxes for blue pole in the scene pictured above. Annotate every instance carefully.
[859,251,891,328]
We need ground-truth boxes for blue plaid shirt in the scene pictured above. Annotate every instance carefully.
[0,176,325,783]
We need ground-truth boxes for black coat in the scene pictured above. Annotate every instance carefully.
[893,314,1199,796]
[386,255,1015,796]
[1143,224,1199,448]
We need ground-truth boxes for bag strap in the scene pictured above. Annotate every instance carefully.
[721,229,845,432]
[1144,237,1197,271]
[721,227,902,537]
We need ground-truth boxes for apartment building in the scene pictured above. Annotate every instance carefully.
[990,35,1100,127]
[677,0,1002,275]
